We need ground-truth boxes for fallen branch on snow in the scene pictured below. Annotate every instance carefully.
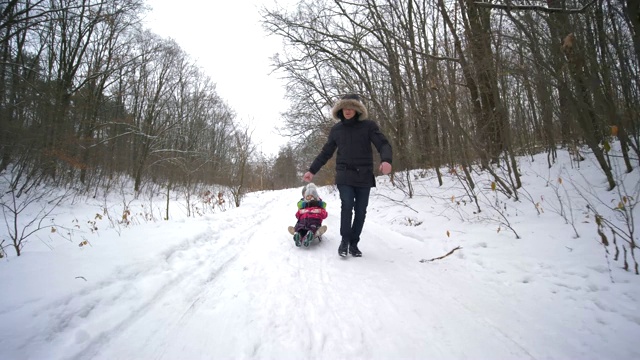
[420,246,462,263]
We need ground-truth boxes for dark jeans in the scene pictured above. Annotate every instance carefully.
[337,184,371,244]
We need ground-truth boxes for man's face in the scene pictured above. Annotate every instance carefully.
[343,108,356,119]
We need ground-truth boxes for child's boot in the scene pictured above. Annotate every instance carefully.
[303,231,314,247]
[293,232,302,247]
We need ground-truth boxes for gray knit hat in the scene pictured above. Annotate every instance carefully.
[303,183,319,200]
[331,93,368,120]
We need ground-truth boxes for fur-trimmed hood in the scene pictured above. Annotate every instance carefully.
[331,94,368,121]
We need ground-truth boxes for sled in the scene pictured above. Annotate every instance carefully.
[288,225,326,244]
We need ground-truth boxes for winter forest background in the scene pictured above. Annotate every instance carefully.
[1,0,639,265]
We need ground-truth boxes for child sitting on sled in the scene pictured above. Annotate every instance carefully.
[288,183,328,247]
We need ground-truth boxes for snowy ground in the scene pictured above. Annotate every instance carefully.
[1,148,639,359]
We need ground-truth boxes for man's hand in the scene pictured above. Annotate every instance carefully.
[379,162,392,175]
[303,171,314,182]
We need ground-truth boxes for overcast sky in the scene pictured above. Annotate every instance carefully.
[143,0,293,156]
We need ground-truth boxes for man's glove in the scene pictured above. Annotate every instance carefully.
[379,162,392,175]
[303,171,314,182]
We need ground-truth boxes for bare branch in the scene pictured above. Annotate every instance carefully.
[420,246,463,263]
[473,0,596,14]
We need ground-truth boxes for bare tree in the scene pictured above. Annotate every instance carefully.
[0,173,70,256]
[272,145,299,189]
[226,126,256,207]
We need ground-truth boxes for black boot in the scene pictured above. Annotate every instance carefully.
[338,239,349,257]
[349,241,362,257]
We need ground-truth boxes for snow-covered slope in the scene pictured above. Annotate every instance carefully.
[1,149,639,359]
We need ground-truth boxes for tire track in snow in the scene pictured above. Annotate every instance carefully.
[67,229,236,359]
[9,204,267,360]
[73,206,275,360]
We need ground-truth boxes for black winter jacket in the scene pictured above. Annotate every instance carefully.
[309,118,392,187]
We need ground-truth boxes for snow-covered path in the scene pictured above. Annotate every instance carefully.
[2,178,640,359]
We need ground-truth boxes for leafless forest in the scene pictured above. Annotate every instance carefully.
[1,0,639,198]
[266,0,639,192]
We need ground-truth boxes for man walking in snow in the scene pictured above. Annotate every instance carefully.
[302,94,393,257]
